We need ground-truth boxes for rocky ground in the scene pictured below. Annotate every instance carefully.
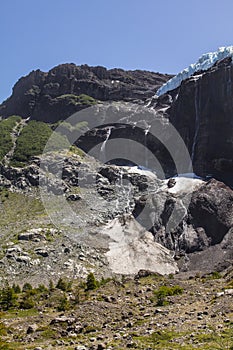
[0,270,233,350]
[0,149,233,286]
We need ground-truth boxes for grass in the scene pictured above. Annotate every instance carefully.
[153,285,184,306]
[0,115,21,161]
[57,93,97,106]
[0,190,45,228]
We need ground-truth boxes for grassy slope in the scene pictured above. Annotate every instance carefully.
[0,274,232,349]
[0,116,21,161]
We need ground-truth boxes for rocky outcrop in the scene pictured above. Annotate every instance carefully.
[134,175,233,271]
[0,64,172,123]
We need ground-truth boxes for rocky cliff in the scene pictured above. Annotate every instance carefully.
[0,64,172,122]
[168,57,233,182]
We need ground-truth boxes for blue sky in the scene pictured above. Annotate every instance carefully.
[1,0,233,102]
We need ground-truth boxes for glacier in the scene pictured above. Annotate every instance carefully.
[156,46,233,96]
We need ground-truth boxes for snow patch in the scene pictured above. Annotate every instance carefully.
[164,176,204,195]
[104,215,178,275]
[156,46,233,96]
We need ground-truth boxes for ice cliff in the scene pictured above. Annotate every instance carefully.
[156,46,233,96]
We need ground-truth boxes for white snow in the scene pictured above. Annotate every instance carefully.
[156,46,233,96]
[164,176,204,195]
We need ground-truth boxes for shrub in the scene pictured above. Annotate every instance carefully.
[154,285,183,306]
[57,93,97,106]
[86,272,98,291]
[0,284,18,310]
[12,283,21,294]
[56,278,68,292]
[57,295,70,311]
[22,283,33,292]
[20,296,35,309]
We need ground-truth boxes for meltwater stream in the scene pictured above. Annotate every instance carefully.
[100,127,112,163]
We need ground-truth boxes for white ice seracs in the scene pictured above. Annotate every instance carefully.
[156,46,233,96]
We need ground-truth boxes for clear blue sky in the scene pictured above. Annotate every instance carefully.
[1,0,233,103]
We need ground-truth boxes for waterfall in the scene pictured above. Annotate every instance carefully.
[115,169,133,214]
[144,126,150,168]
[100,127,112,163]
[227,66,232,96]
[191,80,201,165]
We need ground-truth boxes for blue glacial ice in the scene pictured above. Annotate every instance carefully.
[156,46,233,96]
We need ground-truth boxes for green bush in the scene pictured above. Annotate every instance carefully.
[57,294,70,311]
[20,296,35,309]
[0,284,18,311]
[12,283,21,294]
[22,283,33,292]
[56,278,72,292]
[154,285,183,306]
[57,93,97,106]
[86,272,98,291]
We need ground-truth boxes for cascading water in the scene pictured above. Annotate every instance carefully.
[191,79,201,166]
[100,127,112,163]
[115,169,133,215]
[144,126,150,169]
[227,66,232,96]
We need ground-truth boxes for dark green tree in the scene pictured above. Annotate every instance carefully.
[57,294,70,311]
[22,283,33,292]
[86,272,97,291]
[56,278,67,291]
[0,284,17,310]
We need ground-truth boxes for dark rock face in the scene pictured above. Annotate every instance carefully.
[134,178,233,261]
[169,57,233,181]
[188,179,233,245]
[0,64,172,123]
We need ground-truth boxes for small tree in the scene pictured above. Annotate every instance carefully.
[57,294,70,311]
[12,283,21,294]
[22,283,33,292]
[86,272,97,291]
[0,284,17,311]
[56,278,67,292]
[20,296,35,309]
[49,280,55,292]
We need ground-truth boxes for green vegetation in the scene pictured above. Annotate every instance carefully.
[57,294,70,311]
[56,277,72,292]
[8,119,84,166]
[0,115,21,161]
[154,285,183,306]
[11,120,53,166]
[0,273,101,314]
[86,272,98,291]
[0,191,45,232]
[57,93,97,106]
[0,274,232,349]
[0,283,17,311]
[207,271,222,280]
